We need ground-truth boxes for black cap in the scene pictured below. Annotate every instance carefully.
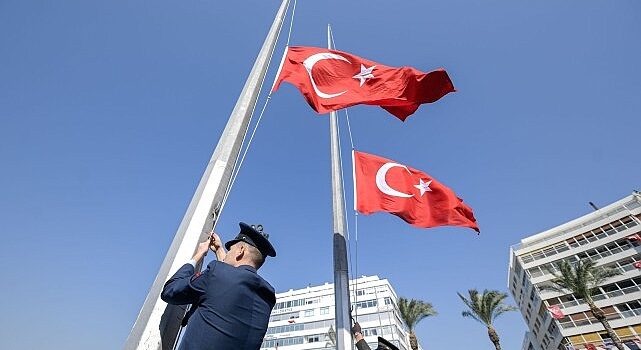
[225,222,276,258]
[376,337,400,350]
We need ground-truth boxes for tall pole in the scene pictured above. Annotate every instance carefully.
[124,1,291,349]
[328,24,353,350]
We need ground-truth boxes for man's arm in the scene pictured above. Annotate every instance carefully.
[161,237,213,305]
[352,322,371,350]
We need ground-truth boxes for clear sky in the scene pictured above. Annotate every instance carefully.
[1,1,640,349]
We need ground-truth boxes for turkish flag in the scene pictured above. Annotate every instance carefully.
[547,305,565,320]
[272,46,455,121]
[634,261,641,269]
[584,344,597,350]
[353,150,479,232]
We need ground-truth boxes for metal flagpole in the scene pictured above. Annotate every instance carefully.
[124,1,291,349]
[327,24,353,350]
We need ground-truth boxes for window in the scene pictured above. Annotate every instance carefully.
[304,309,315,317]
[269,311,299,322]
[320,307,329,315]
[307,335,320,343]
[548,321,558,336]
[542,334,550,348]
[615,301,641,318]
[353,299,378,309]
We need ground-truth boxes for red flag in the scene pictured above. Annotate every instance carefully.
[584,344,597,350]
[353,150,478,232]
[547,305,565,320]
[627,234,641,241]
[634,261,641,269]
[272,46,455,121]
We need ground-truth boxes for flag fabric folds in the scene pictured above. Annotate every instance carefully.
[272,46,455,121]
[547,305,565,320]
[353,150,479,232]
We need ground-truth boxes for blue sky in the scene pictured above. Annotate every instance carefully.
[1,1,640,349]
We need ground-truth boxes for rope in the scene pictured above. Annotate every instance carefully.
[335,108,358,323]
[216,0,297,222]
[285,0,297,47]
[219,95,272,215]
[373,286,384,335]
[344,108,355,150]
[345,107,358,318]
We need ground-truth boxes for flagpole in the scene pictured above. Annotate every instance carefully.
[124,1,291,349]
[327,24,353,350]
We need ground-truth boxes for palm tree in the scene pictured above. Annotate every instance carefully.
[457,289,516,350]
[542,259,624,350]
[398,297,437,350]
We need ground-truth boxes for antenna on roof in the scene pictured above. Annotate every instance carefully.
[589,202,599,211]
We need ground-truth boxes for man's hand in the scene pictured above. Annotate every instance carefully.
[210,232,223,251]
[352,322,363,341]
[210,232,226,261]
[192,233,227,262]
[193,236,212,262]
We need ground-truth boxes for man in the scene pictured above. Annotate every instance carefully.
[161,222,277,350]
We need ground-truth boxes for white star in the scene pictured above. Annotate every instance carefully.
[414,179,433,196]
[352,64,376,87]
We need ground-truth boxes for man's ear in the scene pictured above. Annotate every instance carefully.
[236,244,245,260]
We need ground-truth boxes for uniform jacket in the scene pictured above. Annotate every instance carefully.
[356,339,371,350]
[161,260,276,350]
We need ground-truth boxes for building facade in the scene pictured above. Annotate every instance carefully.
[509,192,641,350]
[261,275,419,350]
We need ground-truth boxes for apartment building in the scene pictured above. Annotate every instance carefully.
[509,192,641,350]
[260,275,418,350]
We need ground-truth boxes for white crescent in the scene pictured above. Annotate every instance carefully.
[375,162,413,198]
[302,52,350,99]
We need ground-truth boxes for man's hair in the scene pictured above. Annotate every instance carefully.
[240,242,265,269]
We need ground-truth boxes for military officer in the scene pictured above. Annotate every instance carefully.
[161,222,277,350]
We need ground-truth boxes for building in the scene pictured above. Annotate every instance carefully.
[261,275,419,350]
[509,192,641,350]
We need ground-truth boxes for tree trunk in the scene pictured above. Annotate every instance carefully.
[487,325,501,350]
[409,331,419,350]
[588,301,625,350]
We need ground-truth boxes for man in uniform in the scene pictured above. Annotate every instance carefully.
[161,222,277,350]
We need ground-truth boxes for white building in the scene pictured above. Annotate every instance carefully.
[261,276,420,350]
[508,192,641,350]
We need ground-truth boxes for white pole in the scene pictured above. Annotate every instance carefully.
[327,24,353,350]
[124,1,291,349]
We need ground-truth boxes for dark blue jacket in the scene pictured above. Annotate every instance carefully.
[161,261,276,350]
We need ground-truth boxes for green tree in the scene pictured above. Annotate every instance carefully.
[543,259,624,350]
[457,289,516,350]
[398,297,437,350]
